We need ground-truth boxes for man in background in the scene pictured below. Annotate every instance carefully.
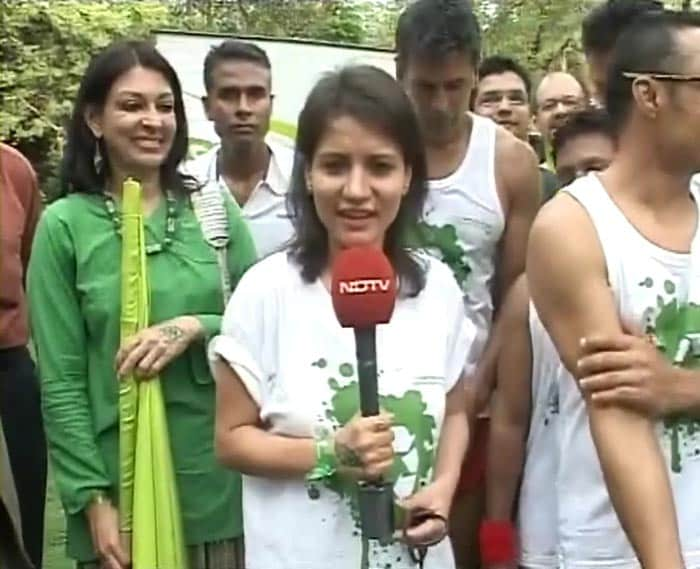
[395,1,541,566]
[534,71,586,168]
[0,142,46,569]
[474,55,560,202]
[552,107,616,187]
[185,40,294,258]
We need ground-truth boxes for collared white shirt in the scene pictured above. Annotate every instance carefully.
[184,134,296,259]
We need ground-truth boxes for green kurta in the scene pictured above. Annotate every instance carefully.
[26,192,257,562]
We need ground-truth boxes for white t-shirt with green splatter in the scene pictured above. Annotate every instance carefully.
[559,174,700,569]
[517,304,561,569]
[410,114,504,360]
[210,251,478,569]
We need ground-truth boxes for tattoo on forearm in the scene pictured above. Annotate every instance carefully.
[160,325,185,343]
[336,443,362,468]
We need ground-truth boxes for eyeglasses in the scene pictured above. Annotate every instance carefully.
[622,72,700,83]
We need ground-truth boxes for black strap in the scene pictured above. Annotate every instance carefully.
[402,508,449,569]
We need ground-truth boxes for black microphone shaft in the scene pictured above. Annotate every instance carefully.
[354,327,379,417]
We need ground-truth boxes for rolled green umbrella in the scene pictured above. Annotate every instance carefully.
[120,179,188,568]
[119,178,140,544]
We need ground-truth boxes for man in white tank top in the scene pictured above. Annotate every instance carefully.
[395,1,541,566]
[529,11,700,569]
[481,275,561,569]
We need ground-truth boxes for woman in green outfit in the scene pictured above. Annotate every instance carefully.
[27,41,256,569]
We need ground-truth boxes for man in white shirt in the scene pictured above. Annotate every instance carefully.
[395,1,541,567]
[185,40,294,258]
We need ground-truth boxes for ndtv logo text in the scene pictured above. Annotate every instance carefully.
[338,279,391,294]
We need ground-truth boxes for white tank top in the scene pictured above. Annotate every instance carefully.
[518,304,561,569]
[558,174,700,569]
[418,114,504,358]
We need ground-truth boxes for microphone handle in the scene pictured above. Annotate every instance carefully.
[354,326,395,544]
[354,327,379,417]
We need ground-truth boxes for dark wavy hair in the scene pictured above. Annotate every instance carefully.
[395,0,482,78]
[478,55,532,99]
[288,65,429,297]
[59,40,191,198]
[552,107,616,160]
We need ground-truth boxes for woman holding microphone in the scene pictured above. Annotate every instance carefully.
[211,65,478,569]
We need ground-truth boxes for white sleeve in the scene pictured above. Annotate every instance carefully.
[208,264,271,407]
[443,269,479,393]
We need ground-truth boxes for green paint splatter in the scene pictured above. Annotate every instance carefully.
[320,366,438,526]
[381,392,436,493]
[339,363,354,378]
[405,221,471,289]
[312,358,327,369]
[664,280,676,295]
[649,296,700,473]
[639,277,654,288]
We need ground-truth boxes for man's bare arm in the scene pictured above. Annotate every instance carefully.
[485,276,532,524]
[471,133,540,412]
[527,195,683,569]
[494,130,541,307]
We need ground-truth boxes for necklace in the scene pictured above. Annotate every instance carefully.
[103,190,178,255]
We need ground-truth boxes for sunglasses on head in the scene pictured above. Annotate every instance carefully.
[623,71,700,83]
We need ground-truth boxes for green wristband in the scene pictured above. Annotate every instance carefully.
[305,427,337,499]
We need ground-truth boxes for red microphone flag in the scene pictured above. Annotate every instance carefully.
[331,247,397,328]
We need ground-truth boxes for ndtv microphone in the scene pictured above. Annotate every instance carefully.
[331,246,397,417]
[331,246,398,544]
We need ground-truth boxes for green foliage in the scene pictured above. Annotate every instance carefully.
[475,0,596,81]
[1,0,171,195]
[4,0,698,196]
[0,0,377,195]
[168,0,366,44]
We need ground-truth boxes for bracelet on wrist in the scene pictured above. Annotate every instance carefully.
[479,519,518,565]
[305,426,338,499]
[88,490,110,508]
